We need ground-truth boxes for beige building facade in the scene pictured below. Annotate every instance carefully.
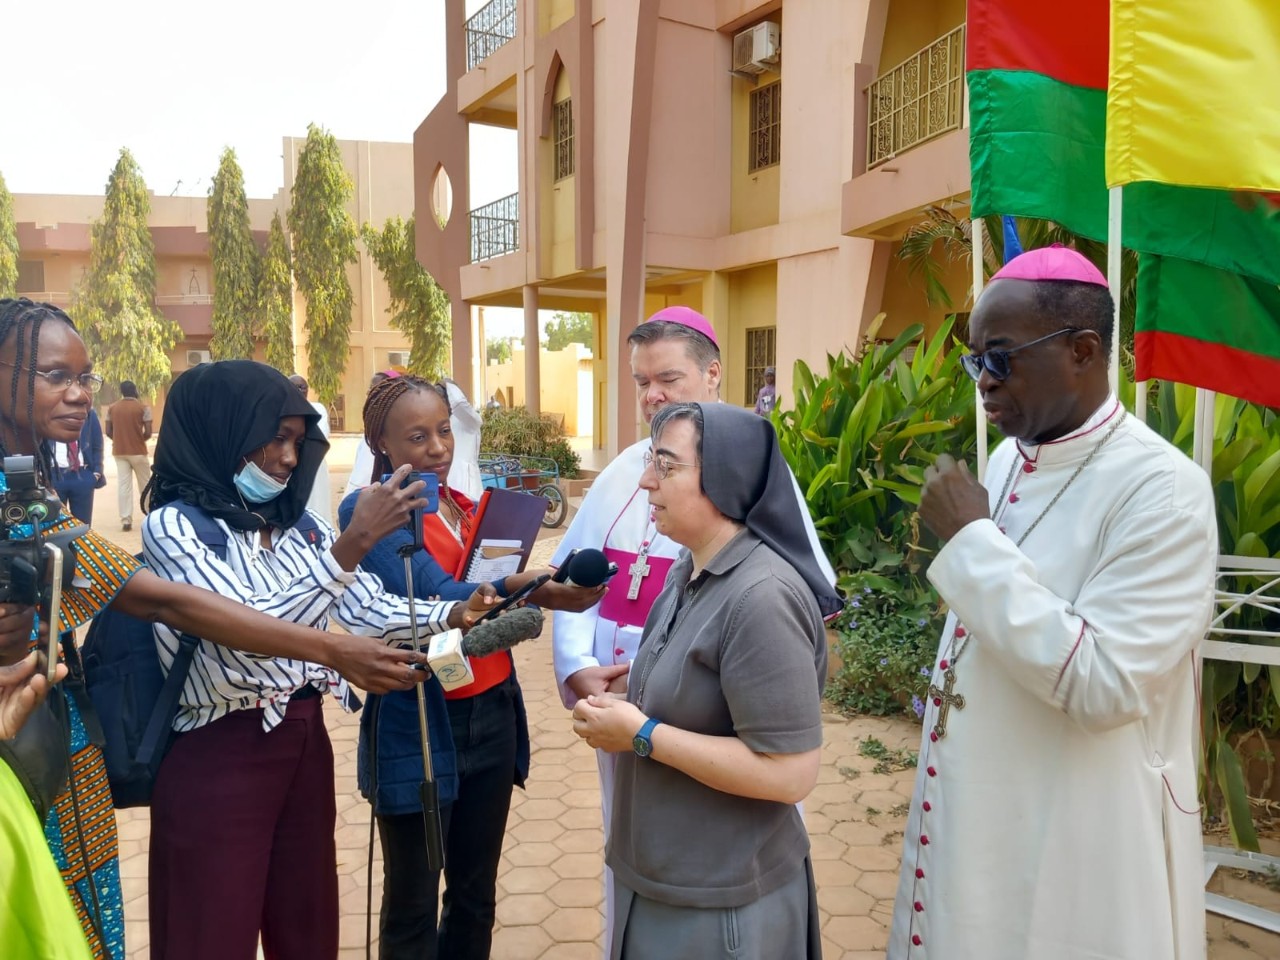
[12,138,417,432]
[417,0,972,456]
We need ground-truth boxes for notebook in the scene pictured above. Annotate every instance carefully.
[455,487,548,582]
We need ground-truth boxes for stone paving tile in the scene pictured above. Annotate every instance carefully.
[89,498,1279,959]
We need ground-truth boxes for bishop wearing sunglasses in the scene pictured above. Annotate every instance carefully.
[887,246,1218,959]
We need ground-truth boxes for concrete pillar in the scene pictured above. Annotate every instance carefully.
[523,284,540,414]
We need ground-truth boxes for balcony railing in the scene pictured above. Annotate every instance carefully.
[465,0,517,72]
[470,193,519,263]
[867,24,965,169]
[155,294,213,306]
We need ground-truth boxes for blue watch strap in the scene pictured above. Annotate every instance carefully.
[633,717,661,756]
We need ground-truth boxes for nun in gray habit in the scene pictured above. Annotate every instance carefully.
[573,402,841,960]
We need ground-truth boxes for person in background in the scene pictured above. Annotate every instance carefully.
[753,365,777,417]
[573,402,835,959]
[442,378,483,502]
[103,380,152,531]
[289,374,333,523]
[341,374,604,960]
[52,406,106,523]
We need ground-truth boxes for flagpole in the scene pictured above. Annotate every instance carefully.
[972,215,988,482]
[1107,186,1122,395]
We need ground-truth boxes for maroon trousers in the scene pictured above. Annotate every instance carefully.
[148,694,339,960]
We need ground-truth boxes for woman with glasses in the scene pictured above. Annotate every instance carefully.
[0,297,454,959]
[573,402,842,959]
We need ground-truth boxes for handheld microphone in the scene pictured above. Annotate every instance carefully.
[425,607,545,690]
[552,548,617,589]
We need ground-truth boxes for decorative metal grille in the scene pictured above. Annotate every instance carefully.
[470,192,520,262]
[749,82,782,173]
[866,24,965,168]
[464,0,517,72]
[745,327,776,405]
[553,99,575,181]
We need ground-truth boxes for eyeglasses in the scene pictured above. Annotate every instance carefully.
[0,360,105,394]
[960,328,1079,383]
[643,449,698,480]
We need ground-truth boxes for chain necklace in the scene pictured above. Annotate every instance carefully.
[947,410,1127,671]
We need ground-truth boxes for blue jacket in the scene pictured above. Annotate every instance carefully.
[339,491,531,816]
[52,409,105,481]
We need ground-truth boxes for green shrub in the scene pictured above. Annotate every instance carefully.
[826,585,939,718]
[480,406,581,479]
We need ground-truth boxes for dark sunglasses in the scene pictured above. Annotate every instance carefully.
[961,327,1079,382]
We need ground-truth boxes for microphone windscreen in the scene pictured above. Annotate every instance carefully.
[460,607,545,658]
[566,548,612,588]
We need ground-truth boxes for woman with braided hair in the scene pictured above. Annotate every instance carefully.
[339,374,604,960]
[0,299,449,959]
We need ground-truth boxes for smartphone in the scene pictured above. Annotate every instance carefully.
[382,471,439,551]
[477,573,552,623]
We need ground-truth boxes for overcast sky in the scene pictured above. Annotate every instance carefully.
[1,0,514,204]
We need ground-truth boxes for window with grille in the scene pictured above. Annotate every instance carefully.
[745,326,776,405]
[16,260,44,294]
[749,82,781,172]
[553,99,575,181]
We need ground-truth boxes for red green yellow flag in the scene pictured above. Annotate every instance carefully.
[966,0,1280,407]
[1106,1,1280,192]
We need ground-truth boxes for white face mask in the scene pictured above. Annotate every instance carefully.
[233,459,288,503]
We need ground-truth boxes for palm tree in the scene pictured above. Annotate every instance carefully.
[897,206,1138,369]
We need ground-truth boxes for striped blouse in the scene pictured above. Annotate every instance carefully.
[141,504,457,733]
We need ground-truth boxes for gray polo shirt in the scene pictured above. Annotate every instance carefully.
[607,529,827,909]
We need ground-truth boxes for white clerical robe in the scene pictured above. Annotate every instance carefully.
[889,399,1216,960]
[306,399,333,524]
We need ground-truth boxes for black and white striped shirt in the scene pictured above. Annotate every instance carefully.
[142,504,456,732]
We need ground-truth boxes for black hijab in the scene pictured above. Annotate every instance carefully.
[693,402,843,619]
[145,360,329,531]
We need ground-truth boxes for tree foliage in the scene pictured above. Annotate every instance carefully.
[361,215,451,380]
[544,311,593,351]
[207,148,260,359]
[287,124,357,405]
[487,337,512,364]
[73,149,181,397]
[0,171,17,298]
[259,212,295,373]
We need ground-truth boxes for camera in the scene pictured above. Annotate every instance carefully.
[0,456,87,681]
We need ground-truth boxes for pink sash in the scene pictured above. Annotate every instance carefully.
[599,547,674,628]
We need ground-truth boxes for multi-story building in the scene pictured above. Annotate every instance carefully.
[12,138,416,432]
[416,0,972,456]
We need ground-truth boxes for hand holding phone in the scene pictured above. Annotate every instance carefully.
[478,573,552,623]
[381,470,439,553]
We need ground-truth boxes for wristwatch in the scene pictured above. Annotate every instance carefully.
[632,717,662,758]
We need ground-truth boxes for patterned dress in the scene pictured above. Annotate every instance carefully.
[3,471,141,960]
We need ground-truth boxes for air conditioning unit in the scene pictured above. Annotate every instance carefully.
[186,349,212,366]
[387,350,411,368]
[732,22,781,75]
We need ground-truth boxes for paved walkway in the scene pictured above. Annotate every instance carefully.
[78,454,1280,958]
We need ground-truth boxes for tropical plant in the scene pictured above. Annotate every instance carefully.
[487,338,512,364]
[73,149,181,397]
[361,215,451,380]
[259,212,294,373]
[480,405,581,479]
[898,207,1139,366]
[0,171,17,298]
[207,148,260,359]
[288,124,357,406]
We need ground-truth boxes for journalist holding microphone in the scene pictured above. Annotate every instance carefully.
[573,403,840,960]
[139,360,504,960]
[340,374,605,960]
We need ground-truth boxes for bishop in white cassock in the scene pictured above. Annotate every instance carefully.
[552,306,838,953]
[889,247,1217,960]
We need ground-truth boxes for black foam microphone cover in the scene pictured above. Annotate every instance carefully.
[563,548,613,589]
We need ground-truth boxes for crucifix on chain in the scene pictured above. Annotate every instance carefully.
[927,665,966,741]
[626,556,651,600]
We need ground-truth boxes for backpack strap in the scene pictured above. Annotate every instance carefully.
[133,501,229,770]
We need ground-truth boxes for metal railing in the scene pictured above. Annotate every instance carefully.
[866,24,965,168]
[465,0,517,72]
[470,192,519,262]
[155,294,213,305]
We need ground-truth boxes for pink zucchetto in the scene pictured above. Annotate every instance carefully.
[643,305,720,347]
[990,244,1108,289]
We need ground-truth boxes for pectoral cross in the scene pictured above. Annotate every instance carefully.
[927,665,966,741]
[627,557,651,600]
